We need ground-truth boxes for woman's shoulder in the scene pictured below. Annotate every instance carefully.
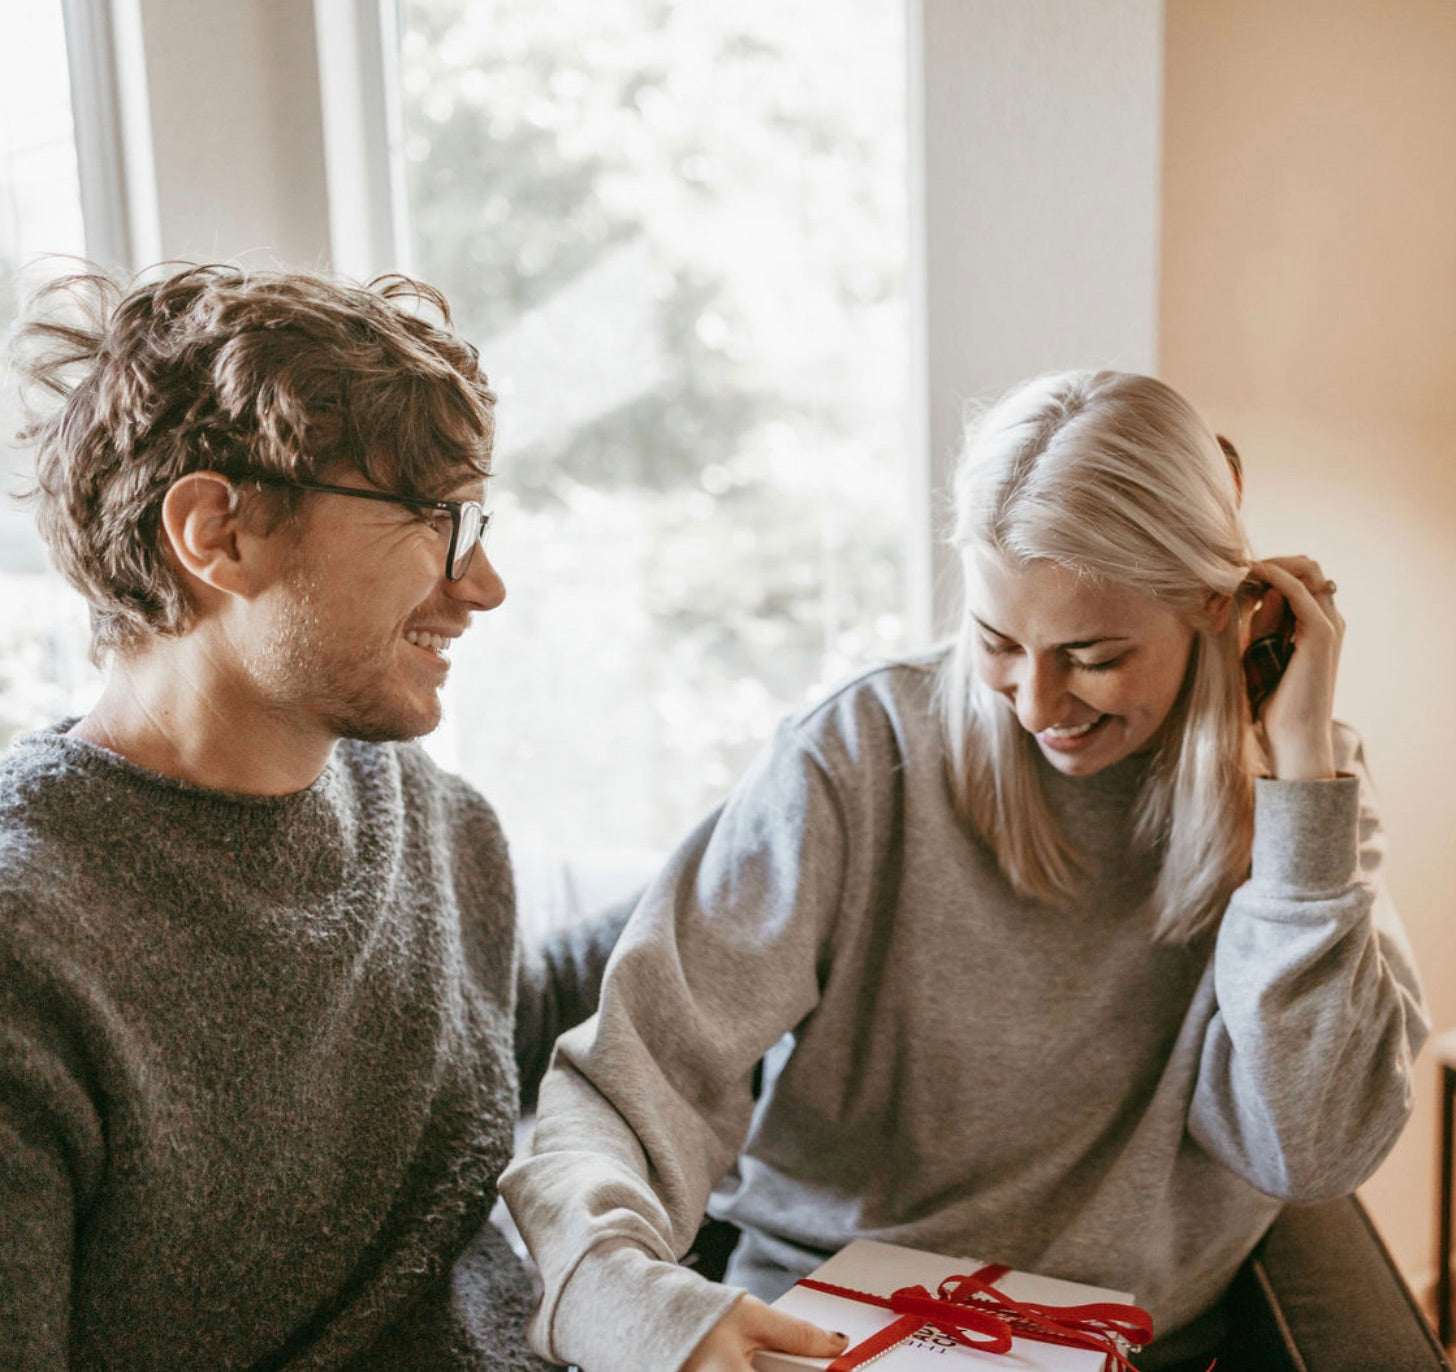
[781,647,949,775]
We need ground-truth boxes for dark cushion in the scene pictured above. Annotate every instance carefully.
[1222,1194,1450,1371]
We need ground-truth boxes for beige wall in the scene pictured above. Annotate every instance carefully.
[1160,0,1456,1306]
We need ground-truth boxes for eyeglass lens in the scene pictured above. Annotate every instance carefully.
[448,503,487,580]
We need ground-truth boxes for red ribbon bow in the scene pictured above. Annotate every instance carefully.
[795,1262,1155,1371]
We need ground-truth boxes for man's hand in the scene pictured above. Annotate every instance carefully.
[681,1293,850,1372]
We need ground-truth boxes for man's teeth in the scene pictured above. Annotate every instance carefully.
[405,630,450,653]
[1043,718,1101,739]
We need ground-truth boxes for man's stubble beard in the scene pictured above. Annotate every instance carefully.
[244,566,442,745]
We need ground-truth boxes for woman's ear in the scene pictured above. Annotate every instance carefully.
[1203,590,1234,635]
[159,472,265,601]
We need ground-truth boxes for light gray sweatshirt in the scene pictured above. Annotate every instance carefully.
[0,725,617,1370]
[501,654,1427,1372]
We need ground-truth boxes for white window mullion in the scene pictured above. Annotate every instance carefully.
[61,0,160,272]
[314,0,412,280]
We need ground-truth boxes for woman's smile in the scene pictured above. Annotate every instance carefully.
[966,551,1197,777]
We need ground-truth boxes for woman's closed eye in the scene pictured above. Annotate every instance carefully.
[979,637,1127,673]
[1068,653,1128,673]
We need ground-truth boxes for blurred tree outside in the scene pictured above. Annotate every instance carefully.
[0,3,101,748]
[402,0,909,861]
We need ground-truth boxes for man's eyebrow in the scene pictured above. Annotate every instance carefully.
[436,472,491,501]
[970,615,1133,651]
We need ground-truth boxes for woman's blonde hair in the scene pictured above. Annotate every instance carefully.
[937,369,1258,942]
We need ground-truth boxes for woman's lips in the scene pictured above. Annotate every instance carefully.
[1037,715,1109,752]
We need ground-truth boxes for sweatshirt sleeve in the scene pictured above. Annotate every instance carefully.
[1187,724,1429,1200]
[499,724,851,1372]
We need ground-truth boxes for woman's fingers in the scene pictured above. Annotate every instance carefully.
[1250,558,1344,641]
[681,1294,850,1372]
[1244,557,1343,779]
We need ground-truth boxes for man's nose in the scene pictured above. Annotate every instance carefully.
[1014,657,1067,734]
[447,546,506,612]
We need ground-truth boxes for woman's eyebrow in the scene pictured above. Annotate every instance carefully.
[970,615,1132,650]
[1061,636,1134,651]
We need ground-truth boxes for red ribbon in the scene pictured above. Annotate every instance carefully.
[794,1262,1155,1372]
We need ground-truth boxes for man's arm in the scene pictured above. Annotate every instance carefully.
[0,1118,73,1369]
[0,1036,101,1372]
[513,893,637,1109]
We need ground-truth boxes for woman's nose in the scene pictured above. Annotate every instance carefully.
[1013,658,1067,734]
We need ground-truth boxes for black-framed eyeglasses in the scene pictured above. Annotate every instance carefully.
[252,477,491,582]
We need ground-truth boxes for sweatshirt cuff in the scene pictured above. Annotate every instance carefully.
[548,1239,744,1372]
[1250,775,1360,896]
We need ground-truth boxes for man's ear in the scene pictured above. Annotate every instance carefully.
[159,472,272,600]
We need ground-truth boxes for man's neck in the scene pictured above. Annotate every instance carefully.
[71,638,338,796]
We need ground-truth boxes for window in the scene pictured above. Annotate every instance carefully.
[0,1,101,744]
[396,0,909,904]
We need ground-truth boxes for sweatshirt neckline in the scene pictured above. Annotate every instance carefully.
[1034,743,1154,801]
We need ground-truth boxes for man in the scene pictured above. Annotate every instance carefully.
[0,265,614,1368]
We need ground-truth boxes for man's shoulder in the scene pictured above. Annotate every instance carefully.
[335,739,507,861]
[340,738,494,811]
[0,729,111,951]
[0,723,101,848]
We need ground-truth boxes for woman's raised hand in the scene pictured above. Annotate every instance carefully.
[1244,556,1344,780]
[681,1294,849,1372]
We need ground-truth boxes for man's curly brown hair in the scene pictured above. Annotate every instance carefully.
[10,262,496,661]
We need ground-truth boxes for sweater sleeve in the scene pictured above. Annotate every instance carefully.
[0,1012,107,1371]
[1187,724,1429,1200]
[499,726,850,1372]
[514,893,636,1109]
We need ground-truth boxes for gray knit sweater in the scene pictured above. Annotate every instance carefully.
[0,725,605,1370]
[501,654,1429,1372]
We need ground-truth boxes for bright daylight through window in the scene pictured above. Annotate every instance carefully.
[399,0,909,904]
[0,3,98,744]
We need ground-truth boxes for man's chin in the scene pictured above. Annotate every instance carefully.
[330,698,443,746]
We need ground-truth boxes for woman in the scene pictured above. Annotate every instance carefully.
[501,370,1427,1372]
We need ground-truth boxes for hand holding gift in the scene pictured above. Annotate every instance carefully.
[683,1295,851,1372]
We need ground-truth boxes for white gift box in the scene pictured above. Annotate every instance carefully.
[752,1239,1142,1372]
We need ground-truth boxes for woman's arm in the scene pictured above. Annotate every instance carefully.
[1189,556,1428,1195]
[500,726,857,1372]
[1188,723,1429,1199]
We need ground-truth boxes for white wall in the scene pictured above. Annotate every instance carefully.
[134,0,330,266]
[912,0,1164,628]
